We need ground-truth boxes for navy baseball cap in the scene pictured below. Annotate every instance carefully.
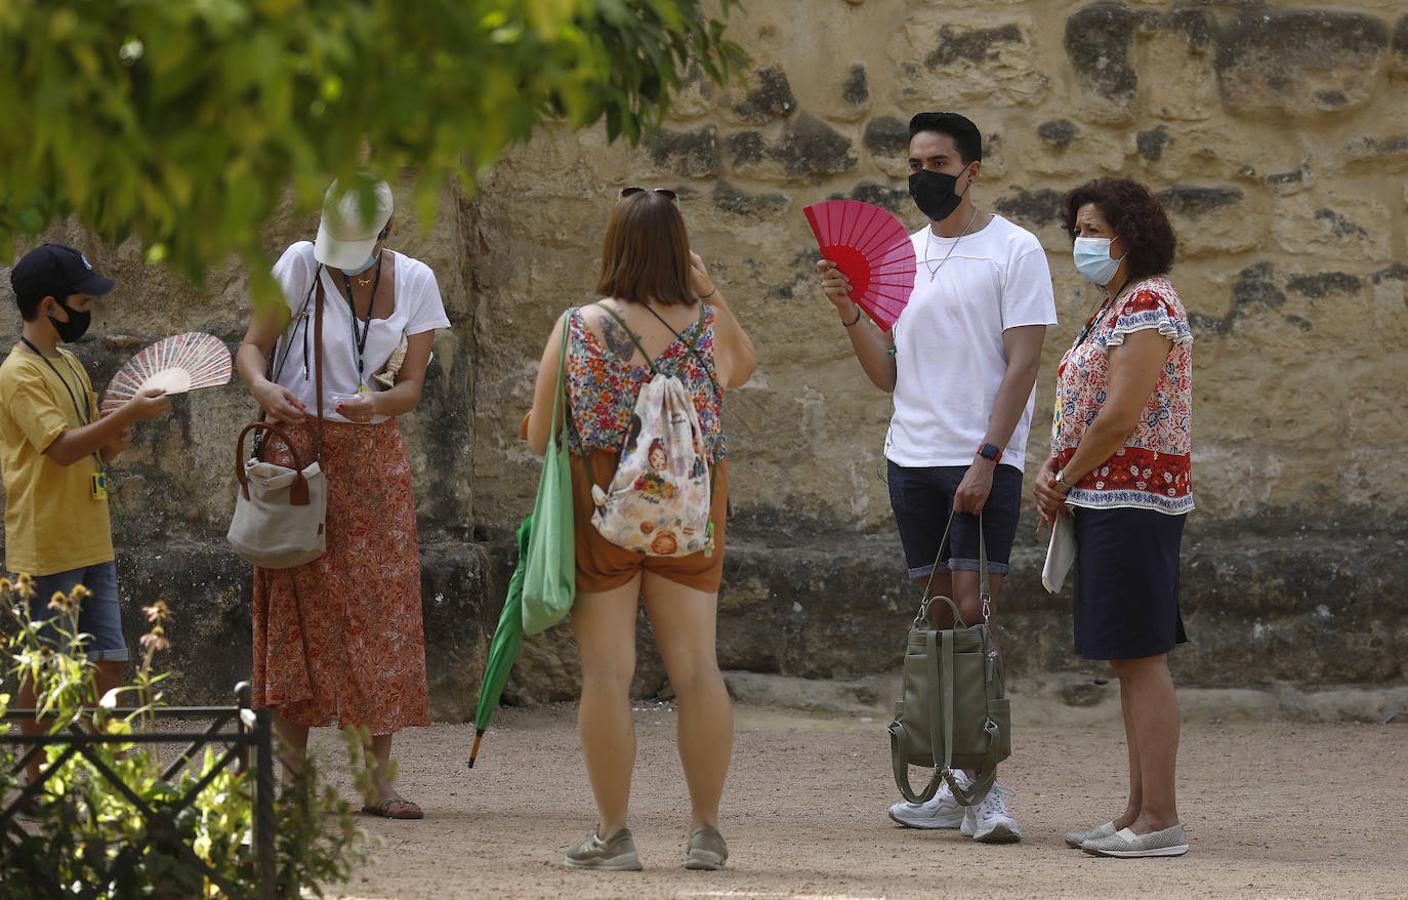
[10,243,116,301]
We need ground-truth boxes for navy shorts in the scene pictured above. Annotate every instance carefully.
[887,461,1023,579]
[25,562,128,662]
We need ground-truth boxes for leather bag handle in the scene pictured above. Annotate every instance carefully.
[919,510,991,620]
[235,422,311,505]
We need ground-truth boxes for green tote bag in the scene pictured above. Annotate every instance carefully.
[521,316,576,636]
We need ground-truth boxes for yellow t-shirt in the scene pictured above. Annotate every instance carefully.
[0,345,114,576]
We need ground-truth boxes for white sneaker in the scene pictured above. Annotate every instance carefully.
[887,771,971,829]
[960,782,1021,843]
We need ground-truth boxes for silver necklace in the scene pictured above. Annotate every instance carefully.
[922,206,980,283]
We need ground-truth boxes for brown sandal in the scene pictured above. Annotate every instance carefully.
[360,796,423,819]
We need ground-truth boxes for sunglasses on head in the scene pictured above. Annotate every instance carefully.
[620,186,678,201]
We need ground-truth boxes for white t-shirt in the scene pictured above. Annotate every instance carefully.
[269,241,451,424]
[884,215,1057,471]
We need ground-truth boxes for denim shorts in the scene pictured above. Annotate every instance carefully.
[887,461,1024,579]
[26,561,128,662]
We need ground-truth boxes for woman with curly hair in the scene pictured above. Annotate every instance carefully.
[1034,178,1193,859]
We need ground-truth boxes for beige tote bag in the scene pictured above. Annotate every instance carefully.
[226,276,327,569]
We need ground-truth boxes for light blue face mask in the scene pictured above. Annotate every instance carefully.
[1073,236,1123,285]
[343,251,380,276]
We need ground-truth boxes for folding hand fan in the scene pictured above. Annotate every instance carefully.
[803,199,916,331]
[101,332,233,415]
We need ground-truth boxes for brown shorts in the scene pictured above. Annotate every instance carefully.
[571,449,728,594]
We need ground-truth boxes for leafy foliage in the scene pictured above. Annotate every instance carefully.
[0,576,368,897]
[0,0,745,300]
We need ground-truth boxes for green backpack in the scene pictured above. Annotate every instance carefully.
[888,515,1011,806]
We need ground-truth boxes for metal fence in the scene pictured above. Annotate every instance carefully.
[1,681,276,899]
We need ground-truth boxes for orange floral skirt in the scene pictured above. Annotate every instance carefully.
[251,419,430,733]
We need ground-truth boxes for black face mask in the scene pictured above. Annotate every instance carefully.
[909,167,971,222]
[49,299,92,343]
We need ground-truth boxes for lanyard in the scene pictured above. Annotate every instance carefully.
[339,255,383,388]
[19,337,104,469]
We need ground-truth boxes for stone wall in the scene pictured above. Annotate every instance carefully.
[4,0,1406,716]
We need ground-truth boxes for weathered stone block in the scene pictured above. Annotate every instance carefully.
[1214,9,1389,114]
[719,66,797,126]
[712,180,790,219]
[1064,2,1143,120]
[1038,119,1079,149]
[898,14,1048,108]
[1272,195,1393,262]
[1343,134,1408,171]
[649,125,722,178]
[861,115,909,160]
[1392,15,1408,75]
[728,114,858,183]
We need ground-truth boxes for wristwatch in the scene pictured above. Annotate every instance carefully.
[977,442,1001,462]
[1054,469,1073,493]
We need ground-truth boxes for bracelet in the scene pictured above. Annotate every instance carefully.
[842,305,863,327]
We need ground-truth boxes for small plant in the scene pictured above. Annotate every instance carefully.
[0,576,369,897]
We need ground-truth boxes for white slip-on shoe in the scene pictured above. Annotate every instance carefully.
[1065,821,1117,849]
[887,770,971,829]
[960,782,1021,843]
[1083,824,1189,858]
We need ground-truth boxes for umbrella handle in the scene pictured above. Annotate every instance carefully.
[467,729,485,769]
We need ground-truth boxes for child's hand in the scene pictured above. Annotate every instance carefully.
[108,427,133,456]
[123,388,170,421]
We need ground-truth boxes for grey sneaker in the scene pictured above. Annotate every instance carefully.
[1083,823,1189,858]
[1065,821,1117,849]
[684,825,728,870]
[565,828,643,871]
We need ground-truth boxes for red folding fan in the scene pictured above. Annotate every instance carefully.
[803,199,916,331]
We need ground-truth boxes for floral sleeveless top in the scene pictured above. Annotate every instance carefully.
[1051,276,1194,515]
[564,304,727,462]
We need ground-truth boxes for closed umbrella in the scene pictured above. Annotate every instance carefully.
[468,516,532,768]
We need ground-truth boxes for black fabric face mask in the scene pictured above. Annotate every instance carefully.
[909,168,970,222]
[49,300,92,343]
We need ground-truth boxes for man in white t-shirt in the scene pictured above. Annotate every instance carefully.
[818,112,1056,843]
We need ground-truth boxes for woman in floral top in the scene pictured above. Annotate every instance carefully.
[526,188,756,871]
[1034,179,1193,860]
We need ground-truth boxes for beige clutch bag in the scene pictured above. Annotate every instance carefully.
[373,334,433,389]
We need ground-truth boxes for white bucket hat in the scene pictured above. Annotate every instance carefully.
[313,176,394,270]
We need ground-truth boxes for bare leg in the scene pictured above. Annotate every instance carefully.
[1113,655,1180,833]
[641,572,732,831]
[274,715,311,785]
[570,577,642,837]
[19,659,127,784]
[1116,671,1141,829]
[363,732,410,806]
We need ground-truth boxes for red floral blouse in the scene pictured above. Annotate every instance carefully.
[1051,277,1194,515]
[564,306,726,462]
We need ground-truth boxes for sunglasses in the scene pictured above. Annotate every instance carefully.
[620,186,678,201]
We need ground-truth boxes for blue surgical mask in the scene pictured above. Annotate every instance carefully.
[1073,236,1123,285]
[343,252,380,276]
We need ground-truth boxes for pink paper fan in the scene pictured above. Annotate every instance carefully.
[803,199,916,331]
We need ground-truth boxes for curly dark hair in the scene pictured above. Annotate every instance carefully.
[1061,178,1177,281]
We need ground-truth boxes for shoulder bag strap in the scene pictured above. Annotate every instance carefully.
[313,276,325,462]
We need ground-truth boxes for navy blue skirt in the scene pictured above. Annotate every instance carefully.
[1072,507,1187,661]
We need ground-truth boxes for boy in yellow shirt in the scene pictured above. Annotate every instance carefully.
[2,243,169,786]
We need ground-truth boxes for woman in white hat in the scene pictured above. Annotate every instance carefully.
[235,175,450,819]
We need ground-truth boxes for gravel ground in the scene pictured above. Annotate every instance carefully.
[314,702,1407,899]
